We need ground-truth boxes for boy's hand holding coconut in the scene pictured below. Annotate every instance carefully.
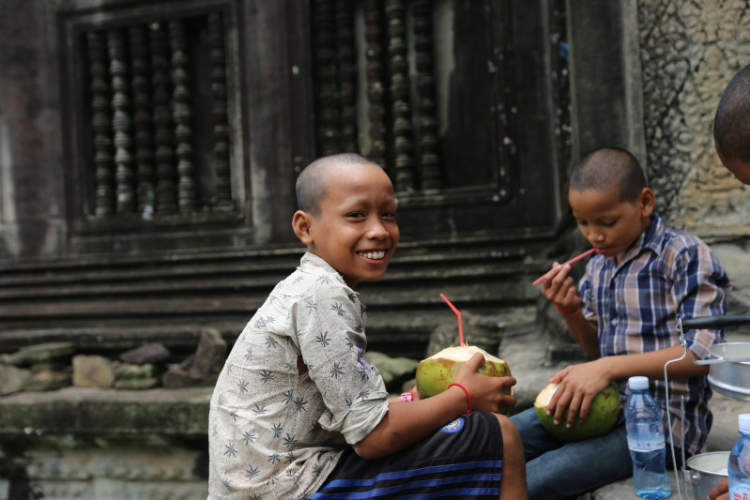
[416,345,516,414]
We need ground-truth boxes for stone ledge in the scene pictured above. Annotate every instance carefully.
[0,387,212,438]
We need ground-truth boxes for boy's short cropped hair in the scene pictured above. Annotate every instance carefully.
[295,152,381,215]
[714,63,750,163]
[570,147,647,203]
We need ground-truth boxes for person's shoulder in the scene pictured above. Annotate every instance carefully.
[661,225,713,253]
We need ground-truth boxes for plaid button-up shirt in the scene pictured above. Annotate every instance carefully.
[579,213,729,455]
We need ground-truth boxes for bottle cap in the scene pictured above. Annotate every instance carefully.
[739,414,750,433]
[628,376,649,390]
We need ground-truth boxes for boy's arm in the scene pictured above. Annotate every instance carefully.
[353,354,517,459]
[547,344,708,428]
[541,263,599,356]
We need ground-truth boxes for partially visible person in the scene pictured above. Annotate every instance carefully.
[511,147,729,499]
[707,61,750,500]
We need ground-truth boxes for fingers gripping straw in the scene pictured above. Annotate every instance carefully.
[532,248,598,286]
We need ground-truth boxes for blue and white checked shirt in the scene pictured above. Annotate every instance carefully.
[579,213,729,455]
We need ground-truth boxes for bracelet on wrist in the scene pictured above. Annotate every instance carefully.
[555,303,579,315]
[400,391,414,402]
[447,382,472,415]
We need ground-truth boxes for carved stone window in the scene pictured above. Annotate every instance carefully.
[61,2,243,235]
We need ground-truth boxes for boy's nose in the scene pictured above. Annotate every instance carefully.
[366,219,389,239]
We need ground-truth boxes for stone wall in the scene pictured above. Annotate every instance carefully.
[638,0,750,234]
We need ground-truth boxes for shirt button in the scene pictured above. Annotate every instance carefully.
[611,319,617,326]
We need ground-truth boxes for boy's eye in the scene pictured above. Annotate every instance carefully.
[576,220,587,227]
[600,220,616,228]
[346,212,365,219]
[382,211,397,219]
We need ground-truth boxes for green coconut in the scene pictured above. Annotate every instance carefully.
[416,345,512,413]
[534,381,621,442]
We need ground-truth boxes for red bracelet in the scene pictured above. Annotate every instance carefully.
[555,303,579,315]
[447,382,472,414]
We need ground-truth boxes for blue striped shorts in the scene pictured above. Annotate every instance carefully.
[311,410,504,499]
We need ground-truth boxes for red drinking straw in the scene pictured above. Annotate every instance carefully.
[532,248,598,286]
[440,293,465,347]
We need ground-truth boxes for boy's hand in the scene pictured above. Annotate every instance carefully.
[546,360,612,428]
[541,263,579,312]
[454,353,517,413]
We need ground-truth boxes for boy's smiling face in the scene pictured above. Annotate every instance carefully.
[569,185,654,262]
[293,162,399,288]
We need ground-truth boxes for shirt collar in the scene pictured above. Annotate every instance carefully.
[610,213,664,268]
[300,252,345,282]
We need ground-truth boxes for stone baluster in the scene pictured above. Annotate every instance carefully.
[312,0,342,155]
[386,0,415,191]
[364,0,388,169]
[413,0,441,190]
[208,12,233,209]
[149,22,177,214]
[87,31,115,216]
[129,25,155,218]
[335,0,357,152]
[108,29,136,213]
[168,20,197,212]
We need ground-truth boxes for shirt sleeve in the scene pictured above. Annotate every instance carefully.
[292,282,389,446]
[670,240,729,359]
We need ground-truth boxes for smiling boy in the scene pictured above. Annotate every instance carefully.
[510,147,729,500]
[208,153,527,500]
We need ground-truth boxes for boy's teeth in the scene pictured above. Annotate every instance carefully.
[360,251,385,259]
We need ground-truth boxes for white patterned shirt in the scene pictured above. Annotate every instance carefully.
[208,252,389,499]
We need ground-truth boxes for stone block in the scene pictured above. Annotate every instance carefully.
[17,342,75,365]
[113,378,159,390]
[22,370,72,392]
[162,328,226,388]
[0,364,30,396]
[366,351,418,392]
[119,343,171,365]
[73,355,115,388]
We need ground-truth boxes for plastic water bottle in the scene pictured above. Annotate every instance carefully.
[625,376,671,499]
[729,414,750,498]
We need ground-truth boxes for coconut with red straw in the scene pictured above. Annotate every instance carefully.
[415,294,513,413]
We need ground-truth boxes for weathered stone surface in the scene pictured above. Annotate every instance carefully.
[0,387,211,436]
[119,343,171,365]
[17,342,75,365]
[0,364,30,396]
[366,351,418,392]
[73,355,115,388]
[21,370,71,392]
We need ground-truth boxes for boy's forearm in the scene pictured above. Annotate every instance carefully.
[598,344,709,382]
[352,386,468,459]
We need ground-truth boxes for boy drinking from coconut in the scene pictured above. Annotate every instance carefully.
[511,147,729,500]
[207,153,527,500]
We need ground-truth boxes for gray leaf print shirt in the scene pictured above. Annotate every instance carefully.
[208,252,389,499]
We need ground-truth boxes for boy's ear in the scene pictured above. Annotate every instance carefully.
[292,210,314,245]
[638,187,656,216]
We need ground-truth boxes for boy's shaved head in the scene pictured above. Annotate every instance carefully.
[296,153,381,215]
[714,63,750,163]
[570,147,647,202]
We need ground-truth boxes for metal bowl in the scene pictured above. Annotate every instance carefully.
[686,451,729,500]
[707,342,750,401]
